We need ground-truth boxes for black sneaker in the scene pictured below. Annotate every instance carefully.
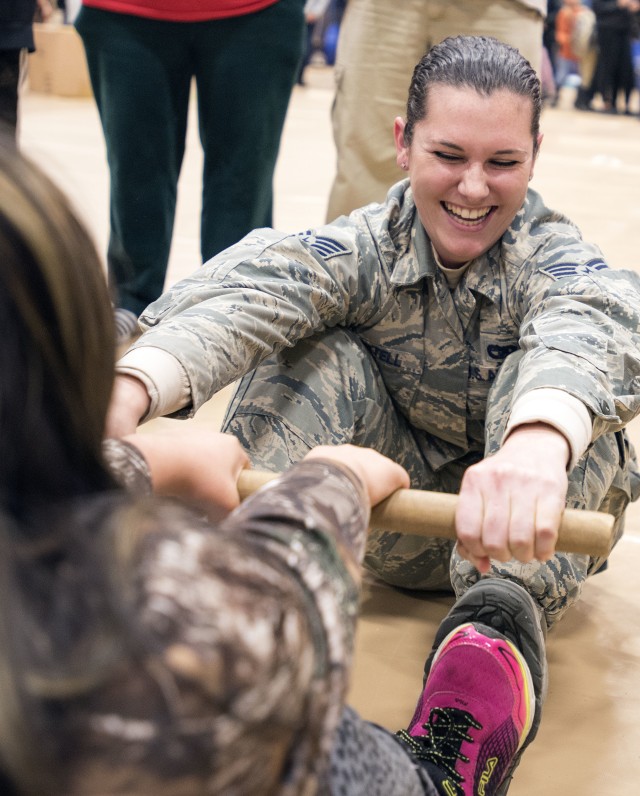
[114,308,140,347]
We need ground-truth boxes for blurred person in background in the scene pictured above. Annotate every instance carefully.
[552,0,588,105]
[592,0,639,113]
[297,0,331,85]
[0,0,53,140]
[543,0,562,76]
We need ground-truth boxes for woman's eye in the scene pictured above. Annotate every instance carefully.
[491,160,519,168]
[434,151,462,162]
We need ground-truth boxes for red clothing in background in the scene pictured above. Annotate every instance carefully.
[555,4,586,61]
[81,0,279,21]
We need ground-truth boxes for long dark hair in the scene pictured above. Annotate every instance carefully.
[0,137,129,793]
[0,136,117,520]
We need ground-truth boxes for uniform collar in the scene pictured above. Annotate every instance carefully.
[391,215,502,302]
[389,216,437,286]
[385,184,552,297]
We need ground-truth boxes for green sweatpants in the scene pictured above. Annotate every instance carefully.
[76,1,305,314]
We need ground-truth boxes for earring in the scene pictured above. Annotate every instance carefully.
[401,161,408,170]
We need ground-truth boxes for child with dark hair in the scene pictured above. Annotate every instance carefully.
[0,129,546,795]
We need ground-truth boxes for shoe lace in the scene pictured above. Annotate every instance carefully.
[397,706,482,785]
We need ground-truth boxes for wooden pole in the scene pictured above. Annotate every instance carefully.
[237,470,614,557]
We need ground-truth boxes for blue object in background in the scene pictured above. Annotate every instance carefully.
[323,22,340,65]
[633,39,640,89]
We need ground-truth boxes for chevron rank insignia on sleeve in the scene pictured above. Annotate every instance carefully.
[298,232,351,259]
[539,259,609,280]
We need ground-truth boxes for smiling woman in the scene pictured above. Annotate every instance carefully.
[394,35,543,270]
[107,35,640,793]
[395,85,540,268]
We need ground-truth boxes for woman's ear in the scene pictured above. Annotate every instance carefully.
[394,117,410,171]
[530,132,544,179]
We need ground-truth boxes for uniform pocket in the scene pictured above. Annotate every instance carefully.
[362,341,422,414]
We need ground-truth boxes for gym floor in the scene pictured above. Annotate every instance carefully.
[21,65,640,794]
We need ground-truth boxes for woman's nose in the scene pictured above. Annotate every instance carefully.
[458,163,489,201]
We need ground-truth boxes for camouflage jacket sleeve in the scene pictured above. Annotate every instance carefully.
[72,460,369,795]
[101,438,153,495]
[189,457,370,792]
[505,193,640,440]
[129,209,402,413]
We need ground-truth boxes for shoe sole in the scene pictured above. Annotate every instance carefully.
[424,578,548,794]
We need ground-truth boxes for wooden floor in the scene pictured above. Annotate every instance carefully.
[21,67,640,794]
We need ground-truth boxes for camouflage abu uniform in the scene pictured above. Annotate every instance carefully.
[50,441,435,795]
[128,180,640,628]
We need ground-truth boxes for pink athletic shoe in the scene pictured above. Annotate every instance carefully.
[397,622,535,796]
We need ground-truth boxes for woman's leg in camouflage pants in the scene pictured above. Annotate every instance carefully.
[222,328,455,590]
[450,351,634,628]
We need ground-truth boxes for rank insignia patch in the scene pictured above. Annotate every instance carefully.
[540,259,609,280]
[298,233,351,259]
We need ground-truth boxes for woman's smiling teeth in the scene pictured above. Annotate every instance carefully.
[443,202,493,224]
